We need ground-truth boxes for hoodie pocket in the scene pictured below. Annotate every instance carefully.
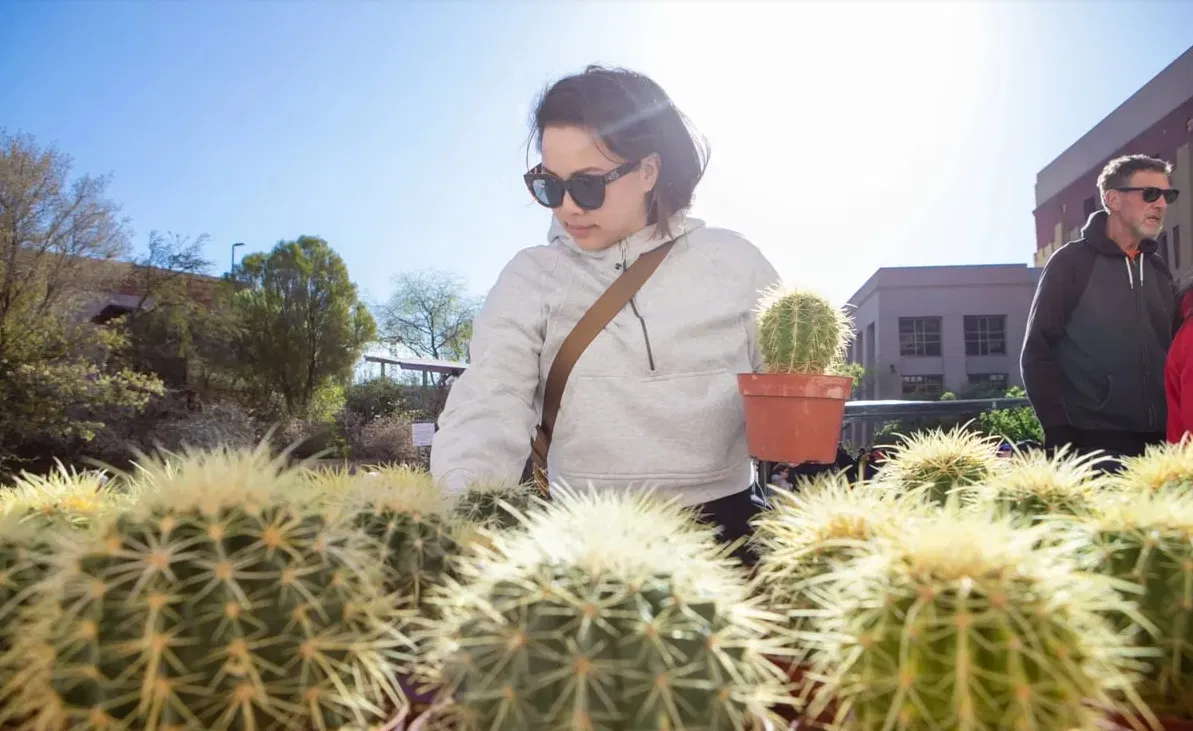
[1094,375,1114,411]
[550,369,748,482]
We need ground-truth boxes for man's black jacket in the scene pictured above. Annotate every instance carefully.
[1020,210,1177,434]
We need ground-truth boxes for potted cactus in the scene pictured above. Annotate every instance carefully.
[802,509,1152,730]
[423,486,795,730]
[738,285,856,464]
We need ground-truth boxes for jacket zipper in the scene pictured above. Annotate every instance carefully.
[621,242,658,372]
[1132,256,1156,430]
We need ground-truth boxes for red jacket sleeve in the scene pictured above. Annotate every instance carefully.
[1167,324,1193,442]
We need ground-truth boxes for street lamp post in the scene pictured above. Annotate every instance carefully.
[230,242,245,274]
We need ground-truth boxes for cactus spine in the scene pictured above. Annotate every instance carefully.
[11,444,410,731]
[804,511,1148,730]
[756,285,853,375]
[425,487,793,731]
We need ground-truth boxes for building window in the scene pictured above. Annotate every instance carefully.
[963,315,1007,356]
[967,373,1009,397]
[901,374,944,398]
[968,373,1008,386]
[899,317,942,357]
[1083,196,1096,218]
[1159,231,1170,268]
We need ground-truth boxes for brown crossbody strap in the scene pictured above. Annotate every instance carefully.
[530,239,677,494]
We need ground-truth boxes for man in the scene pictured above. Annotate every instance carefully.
[1021,154,1180,459]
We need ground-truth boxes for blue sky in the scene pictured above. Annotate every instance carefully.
[3,1,1192,309]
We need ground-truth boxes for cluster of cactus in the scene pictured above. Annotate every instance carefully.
[751,473,931,632]
[424,486,793,731]
[755,285,854,375]
[1063,488,1193,716]
[876,423,1002,504]
[802,510,1148,730]
[4,444,410,731]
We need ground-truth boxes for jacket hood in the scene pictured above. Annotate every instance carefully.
[547,212,706,261]
[1081,209,1158,257]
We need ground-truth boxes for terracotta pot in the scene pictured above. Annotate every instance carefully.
[738,373,853,464]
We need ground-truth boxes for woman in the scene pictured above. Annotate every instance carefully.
[1165,279,1193,443]
[429,65,781,563]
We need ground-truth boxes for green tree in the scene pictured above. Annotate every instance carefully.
[229,236,376,416]
[0,130,163,469]
[837,362,867,399]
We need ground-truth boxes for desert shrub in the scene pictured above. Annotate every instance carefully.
[148,402,259,453]
[344,378,407,422]
[271,417,345,459]
[348,414,421,465]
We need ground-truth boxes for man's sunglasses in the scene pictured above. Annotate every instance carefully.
[524,160,640,211]
[1113,186,1181,204]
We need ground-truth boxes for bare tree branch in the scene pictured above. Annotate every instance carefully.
[375,269,480,368]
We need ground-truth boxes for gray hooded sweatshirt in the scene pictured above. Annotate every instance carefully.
[429,213,781,505]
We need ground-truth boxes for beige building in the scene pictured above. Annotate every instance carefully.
[1034,45,1193,271]
[846,264,1041,399]
[843,264,1041,446]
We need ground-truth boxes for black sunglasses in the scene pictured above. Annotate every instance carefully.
[523,160,640,210]
[1113,186,1180,204]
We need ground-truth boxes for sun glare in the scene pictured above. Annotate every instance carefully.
[642,1,995,302]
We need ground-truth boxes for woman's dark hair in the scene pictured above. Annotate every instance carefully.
[530,65,709,238]
[1177,275,1193,325]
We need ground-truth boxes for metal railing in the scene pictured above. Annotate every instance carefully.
[842,397,1031,423]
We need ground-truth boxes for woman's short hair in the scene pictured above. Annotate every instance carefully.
[530,65,709,238]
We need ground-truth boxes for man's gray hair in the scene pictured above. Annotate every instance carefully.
[1097,154,1173,205]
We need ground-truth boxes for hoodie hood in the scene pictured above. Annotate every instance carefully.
[547,212,706,261]
[1081,209,1158,257]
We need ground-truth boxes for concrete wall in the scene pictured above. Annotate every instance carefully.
[844,264,1041,446]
